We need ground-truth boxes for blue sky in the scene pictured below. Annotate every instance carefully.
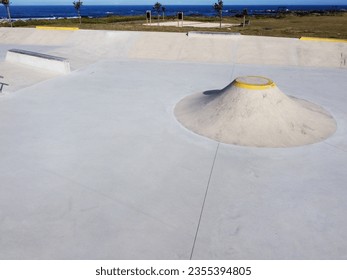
[8,1,347,5]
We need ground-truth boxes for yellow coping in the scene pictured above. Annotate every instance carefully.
[233,76,276,90]
[300,37,347,43]
[36,26,79,31]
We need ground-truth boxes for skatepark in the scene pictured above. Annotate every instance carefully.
[0,27,347,259]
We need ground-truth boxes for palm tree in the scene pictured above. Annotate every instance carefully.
[153,2,162,26]
[73,0,83,24]
[1,0,12,28]
[213,0,223,28]
[162,6,166,21]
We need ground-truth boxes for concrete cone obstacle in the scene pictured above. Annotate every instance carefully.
[174,76,336,147]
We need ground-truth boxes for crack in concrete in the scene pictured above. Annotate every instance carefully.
[190,142,220,260]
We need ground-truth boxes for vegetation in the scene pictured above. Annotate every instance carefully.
[213,0,223,28]
[162,6,166,21]
[153,2,162,26]
[1,12,347,40]
[1,0,12,27]
[73,0,83,24]
[242,8,248,28]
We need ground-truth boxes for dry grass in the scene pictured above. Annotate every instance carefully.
[237,14,347,39]
[1,13,347,39]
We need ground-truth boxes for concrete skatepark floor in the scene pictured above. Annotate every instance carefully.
[0,28,347,259]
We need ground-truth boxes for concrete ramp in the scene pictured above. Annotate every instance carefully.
[128,32,239,63]
[1,28,347,68]
[175,76,336,147]
[6,49,70,74]
[235,35,347,68]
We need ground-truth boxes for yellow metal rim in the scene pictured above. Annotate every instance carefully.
[233,76,276,90]
[300,37,347,43]
[36,26,79,31]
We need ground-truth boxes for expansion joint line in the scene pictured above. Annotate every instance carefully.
[190,142,220,260]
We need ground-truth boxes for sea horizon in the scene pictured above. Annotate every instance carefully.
[1,4,346,20]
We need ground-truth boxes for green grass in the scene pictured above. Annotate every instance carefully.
[1,13,347,39]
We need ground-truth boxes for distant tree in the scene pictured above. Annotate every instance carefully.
[73,0,83,24]
[213,0,223,28]
[242,8,248,27]
[1,0,12,27]
[162,6,166,21]
[153,2,162,26]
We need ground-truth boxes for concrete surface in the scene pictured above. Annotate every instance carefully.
[0,28,346,260]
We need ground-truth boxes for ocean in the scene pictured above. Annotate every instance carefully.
[1,5,347,20]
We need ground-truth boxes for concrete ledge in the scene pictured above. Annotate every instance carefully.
[300,37,347,43]
[6,49,71,74]
[187,31,241,38]
[36,26,79,31]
